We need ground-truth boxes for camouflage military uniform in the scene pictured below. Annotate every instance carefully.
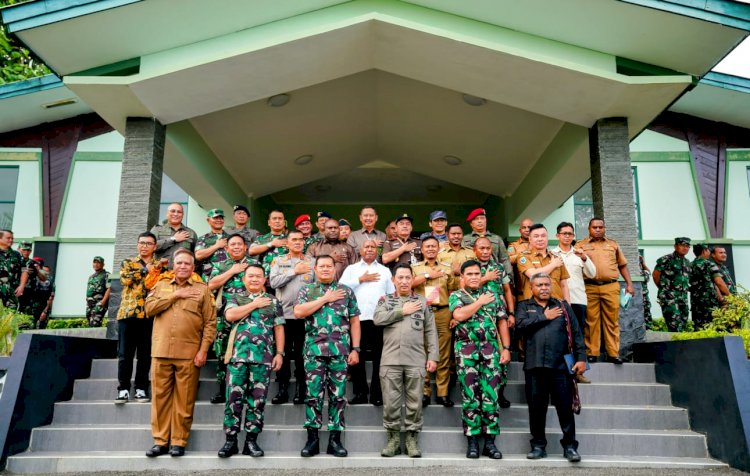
[86,269,110,327]
[478,260,511,310]
[640,261,652,322]
[297,281,360,431]
[196,230,230,281]
[254,232,288,276]
[223,292,285,436]
[303,235,321,254]
[0,248,24,309]
[209,256,260,387]
[713,261,736,294]
[18,258,40,316]
[654,252,691,332]
[689,257,722,330]
[449,286,507,436]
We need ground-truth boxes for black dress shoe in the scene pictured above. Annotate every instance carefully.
[498,397,511,409]
[293,384,306,405]
[271,384,289,404]
[350,393,368,405]
[526,447,547,459]
[564,447,581,462]
[608,355,624,365]
[422,395,431,408]
[435,396,454,408]
[169,445,185,457]
[145,445,169,457]
[210,392,226,404]
[587,356,598,363]
[370,396,383,407]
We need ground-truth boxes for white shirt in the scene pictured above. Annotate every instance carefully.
[552,245,597,306]
[339,259,395,321]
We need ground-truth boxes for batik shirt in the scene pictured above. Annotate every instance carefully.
[117,256,161,320]
[225,291,285,365]
[449,285,505,360]
[297,281,360,358]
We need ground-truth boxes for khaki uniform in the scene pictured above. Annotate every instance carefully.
[575,237,627,358]
[516,249,570,301]
[437,245,475,275]
[145,276,217,447]
[374,293,438,432]
[507,238,530,295]
[411,260,459,398]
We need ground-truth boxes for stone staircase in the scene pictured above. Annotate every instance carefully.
[6,360,725,472]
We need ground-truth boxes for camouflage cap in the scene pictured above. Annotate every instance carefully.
[675,237,691,245]
[93,256,104,263]
[207,208,225,218]
[18,241,32,250]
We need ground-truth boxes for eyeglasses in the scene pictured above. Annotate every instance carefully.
[138,241,156,246]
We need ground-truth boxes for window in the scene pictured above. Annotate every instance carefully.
[0,166,20,230]
[572,166,642,239]
[159,174,188,222]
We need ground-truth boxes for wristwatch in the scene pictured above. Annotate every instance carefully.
[352,347,361,352]
[507,311,515,316]
[423,272,429,279]
[276,351,285,357]
[502,345,511,351]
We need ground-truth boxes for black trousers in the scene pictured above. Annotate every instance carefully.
[276,318,306,388]
[350,320,382,399]
[570,304,587,335]
[524,368,577,450]
[117,318,153,392]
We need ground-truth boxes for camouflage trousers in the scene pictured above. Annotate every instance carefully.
[303,355,347,431]
[691,302,715,331]
[642,287,652,322]
[659,299,689,332]
[86,300,106,327]
[214,319,231,386]
[0,285,18,309]
[223,362,272,435]
[457,354,505,436]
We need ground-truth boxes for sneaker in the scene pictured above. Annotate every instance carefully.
[115,389,129,404]
[134,389,150,402]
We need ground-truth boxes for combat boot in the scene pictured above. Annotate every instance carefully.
[498,385,511,408]
[271,383,289,404]
[381,430,401,457]
[482,435,503,459]
[217,436,238,458]
[404,431,422,458]
[300,428,319,457]
[327,430,348,457]
[243,433,264,457]
[210,381,226,404]
[466,436,480,459]
[293,382,306,405]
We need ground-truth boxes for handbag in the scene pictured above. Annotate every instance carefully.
[561,303,582,415]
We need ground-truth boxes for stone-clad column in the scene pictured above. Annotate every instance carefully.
[588,117,644,356]
[107,118,165,337]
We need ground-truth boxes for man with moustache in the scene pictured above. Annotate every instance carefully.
[151,203,197,267]
[225,204,259,246]
[382,214,423,271]
[269,230,316,405]
[249,210,288,276]
[461,208,512,277]
[306,219,358,281]
[295,255,361,457]
[294,214,320,252]
[438,224,476,276]
[195,209,229,281]
[710,246,736,295]
[347,206,387,251]
[419,210,449,242]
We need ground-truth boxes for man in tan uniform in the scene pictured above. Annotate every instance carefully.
[508,218,534,296]
[438,224,476,276]
[575,218,634,364]
[516,224,570,302]
[411,236,459,408]
[374,264,438,458]
[144,249,217,457]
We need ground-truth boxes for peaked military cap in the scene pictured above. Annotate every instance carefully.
[675,237,691,245]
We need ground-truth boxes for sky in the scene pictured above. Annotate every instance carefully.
[711,0,750,79]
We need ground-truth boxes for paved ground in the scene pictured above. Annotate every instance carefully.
[16,468,747,476]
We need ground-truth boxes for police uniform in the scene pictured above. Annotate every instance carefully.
[223,292,285,437]
[689,256,722,330]
[86,258,110,327]
[411,259,458,401]
[449,285,508,437]
[296,281,360,431]
[516,250,570,301]
[654,240,691,332]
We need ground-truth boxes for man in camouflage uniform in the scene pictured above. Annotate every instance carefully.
[217,263,285,458]
[711,246,736,295]
[653,237,692,332]
[85,256,111,327]
[35,263,55,328]
[473,236,516,408]
[449,259,512,460]
[294,255,361,458]
[248,210,288,276]
[208,234,259,404]
[195,209,230,281]
[639,255,652,323]
[17,241,40,315]
[689,244,728,330]
[374,264,438,458]
[225,204,259,246]
[411,236,458,408]
[0,230,28,309]
[151,203,197,268]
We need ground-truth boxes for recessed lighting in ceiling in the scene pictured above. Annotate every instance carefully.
[426,185,443,192]
[314,184,332,192]
[267,93,290,107]
[462,94,486,107]
[42,98,77,109]
[294,155,313,166]
[443,155,462,166]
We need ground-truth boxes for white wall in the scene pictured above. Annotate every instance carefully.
[10,160,42,239]
[58,161,122,239]
[725,158,750,240]
[53,242,115,317]
[733,246,750,291]
[76,131,124,152]
[630,130,689,152]
[186,196,210,236]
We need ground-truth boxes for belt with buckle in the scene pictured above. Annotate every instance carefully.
[585,280,618,286]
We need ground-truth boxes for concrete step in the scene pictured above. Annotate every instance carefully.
[89,359,657,383]
[27,425,709,458]
[72,378,674,406]
[51,400,690,430]
[5,452,726,474]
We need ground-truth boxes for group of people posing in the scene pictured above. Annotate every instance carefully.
[112,203,640,463]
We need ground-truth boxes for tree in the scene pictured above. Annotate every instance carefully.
[0,0,51,85]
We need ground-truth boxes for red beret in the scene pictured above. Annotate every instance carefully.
[294,214,311,227]
[466,208,486,222]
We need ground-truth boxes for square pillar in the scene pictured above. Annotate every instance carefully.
[589,117,644,355]
[107,118,165,338]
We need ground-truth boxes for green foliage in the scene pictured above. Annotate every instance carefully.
[0,304,33,355]
[647,318,693,333]
[46,318,108,329]
[0,0,51,85]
